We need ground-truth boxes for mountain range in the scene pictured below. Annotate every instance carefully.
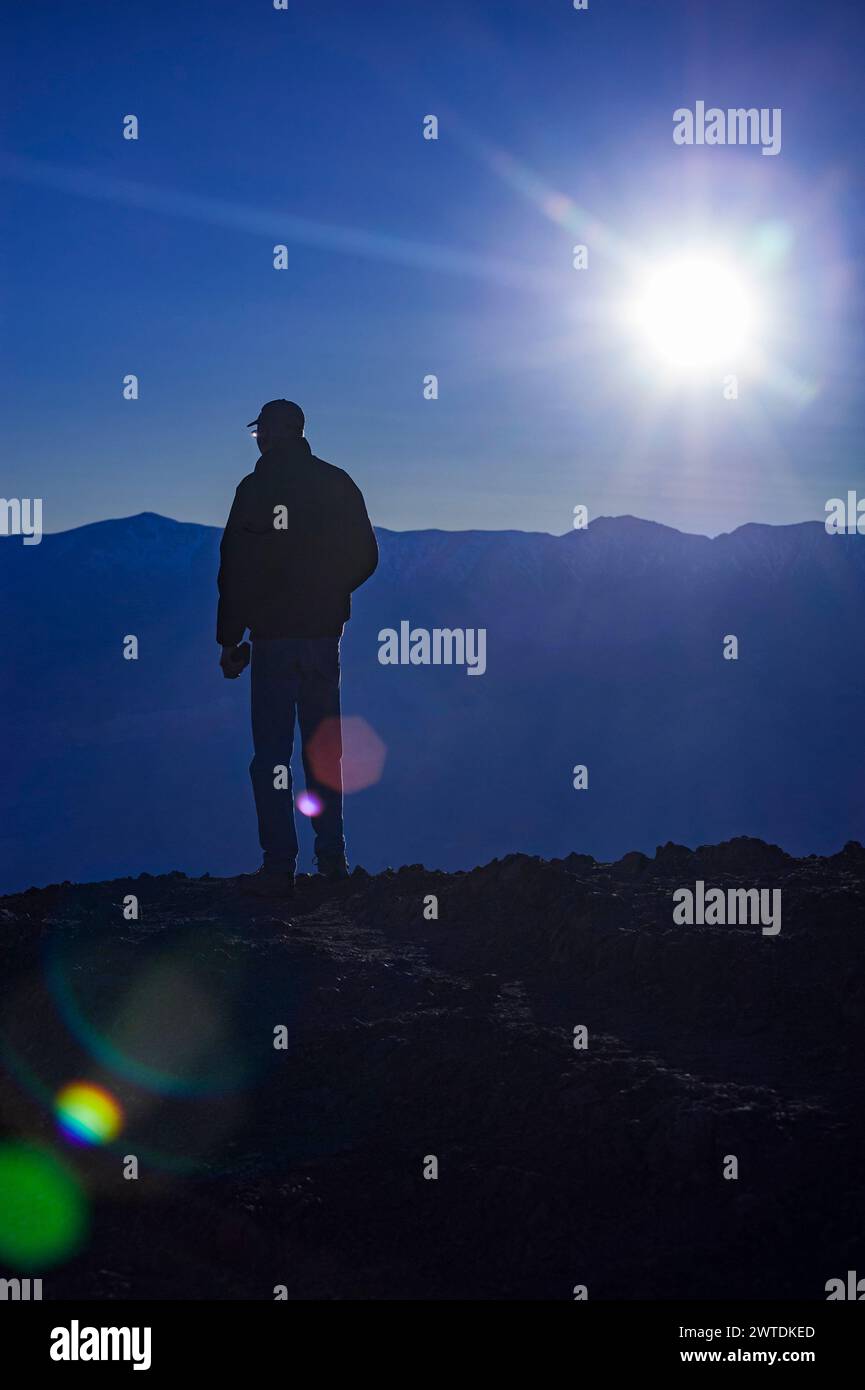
[1,512,863,892]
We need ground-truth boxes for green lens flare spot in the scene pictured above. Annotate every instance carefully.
[0,1143,87,1270]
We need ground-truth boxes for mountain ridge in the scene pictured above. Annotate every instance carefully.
[24,508,828,545]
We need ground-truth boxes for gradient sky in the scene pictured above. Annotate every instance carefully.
[1,0,863,536]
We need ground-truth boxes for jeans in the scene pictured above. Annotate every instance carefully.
[249,636,345,872]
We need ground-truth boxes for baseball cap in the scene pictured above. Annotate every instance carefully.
[247,399,305,432]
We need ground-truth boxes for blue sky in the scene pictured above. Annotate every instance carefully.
[1,0,863,536]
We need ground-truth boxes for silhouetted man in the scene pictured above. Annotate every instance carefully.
[217,400,378,896]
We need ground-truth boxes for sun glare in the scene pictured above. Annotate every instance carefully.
[630,254,758,370]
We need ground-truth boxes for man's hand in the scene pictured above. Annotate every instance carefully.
[220,642,250,679]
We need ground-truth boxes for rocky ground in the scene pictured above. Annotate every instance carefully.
[1,837,863,1300]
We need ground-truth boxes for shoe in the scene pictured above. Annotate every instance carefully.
[242,866,295,898]
[315,855,350,882]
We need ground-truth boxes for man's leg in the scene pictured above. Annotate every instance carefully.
[297,637,347,873]
[249,638,300,873]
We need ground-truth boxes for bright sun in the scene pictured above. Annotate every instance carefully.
[630,254,758,370]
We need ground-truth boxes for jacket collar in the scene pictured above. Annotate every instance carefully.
[255,438,312,471]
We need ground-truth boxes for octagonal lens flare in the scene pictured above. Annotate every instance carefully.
[55,1081,123,1146]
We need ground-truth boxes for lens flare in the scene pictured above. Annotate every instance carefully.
[0,1143,87,1269]
[307,715,387,792]
[296,789,324,817]
[55,1081,123,1146]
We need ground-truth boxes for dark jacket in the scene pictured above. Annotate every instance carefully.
[216,439,378,645]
